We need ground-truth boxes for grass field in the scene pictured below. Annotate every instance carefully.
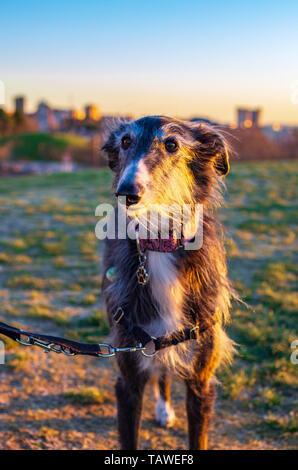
[0,161,297,449]
[0,132,89,161]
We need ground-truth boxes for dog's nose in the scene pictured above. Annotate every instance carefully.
[115,182,143,206]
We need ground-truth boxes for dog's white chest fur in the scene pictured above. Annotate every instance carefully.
[147,252,184,336]
[138,251,192,374]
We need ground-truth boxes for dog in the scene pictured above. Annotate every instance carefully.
[102,116,234,450]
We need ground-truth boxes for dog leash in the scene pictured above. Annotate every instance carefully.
[0,310,204,359]
[112,307,202,357]
[0,227,207,359]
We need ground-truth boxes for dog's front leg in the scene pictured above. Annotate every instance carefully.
[185,378,215,450]
[115,358,149,450]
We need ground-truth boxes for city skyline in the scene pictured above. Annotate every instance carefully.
[1,1,298,125]
[6,95,295,132]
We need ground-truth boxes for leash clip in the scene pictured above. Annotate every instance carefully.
[16,333,76,356]
[97,342,146,358]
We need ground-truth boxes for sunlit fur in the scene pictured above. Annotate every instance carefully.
[102,115,235,450]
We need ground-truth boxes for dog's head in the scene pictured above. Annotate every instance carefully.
[102,116,230,213]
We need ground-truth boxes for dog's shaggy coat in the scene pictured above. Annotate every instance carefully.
[102,116,234,450]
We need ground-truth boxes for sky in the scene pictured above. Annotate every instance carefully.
[1,0,298,124]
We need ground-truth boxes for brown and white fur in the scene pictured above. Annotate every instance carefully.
[102,116,234,450]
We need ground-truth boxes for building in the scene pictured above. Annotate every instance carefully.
[15,96,25,114]
[34,101,58,132]
[237,109,247,128]
[237,108,261,128]
[251,109,261,127]
[14,97,103,133]
[53,108,73,127]
[84,104,101,121]
[32,102,75,131]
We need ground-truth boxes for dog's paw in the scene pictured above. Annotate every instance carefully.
[155,398,175,428]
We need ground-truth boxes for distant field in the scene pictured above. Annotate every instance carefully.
[0,161,297,449]
[0,132,89,161]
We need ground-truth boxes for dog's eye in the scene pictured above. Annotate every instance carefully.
[121,135,132,150]
[165,139,177,153]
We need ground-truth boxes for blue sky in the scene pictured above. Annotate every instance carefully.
[1,0,298,123]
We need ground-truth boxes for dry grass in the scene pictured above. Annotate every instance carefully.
[0,162,297,449]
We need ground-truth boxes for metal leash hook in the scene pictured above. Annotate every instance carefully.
[96,342,146,358]
[16,332,75,356]
[15,330,156,359]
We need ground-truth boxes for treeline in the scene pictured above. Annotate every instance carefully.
[0,133,107,168]
[1,108,297,162]
[0,108,38,136]
[227,128,298,161]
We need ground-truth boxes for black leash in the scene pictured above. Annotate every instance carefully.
[113,307,202,357]
[0,321,110,357]
[0,308,203,359]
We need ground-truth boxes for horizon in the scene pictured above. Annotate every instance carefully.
[2,96,297,128]
[1,0,298,125]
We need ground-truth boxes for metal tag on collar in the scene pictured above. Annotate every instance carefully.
[106,266,119,283]
[135,225,149,285]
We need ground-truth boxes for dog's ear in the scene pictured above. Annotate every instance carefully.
[213,143,230,176]
[190,123,230,176]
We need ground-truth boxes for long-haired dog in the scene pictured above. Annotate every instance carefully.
[102,116,234,450]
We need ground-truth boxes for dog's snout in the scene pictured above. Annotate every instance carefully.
[124,194,141,206]
[116,181,143,206]
[116,192,141,207]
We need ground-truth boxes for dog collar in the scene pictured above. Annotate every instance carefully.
[105,231,186,286]
[135,226,186,285]
[135,225,184,254]
[139,233,184,253]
